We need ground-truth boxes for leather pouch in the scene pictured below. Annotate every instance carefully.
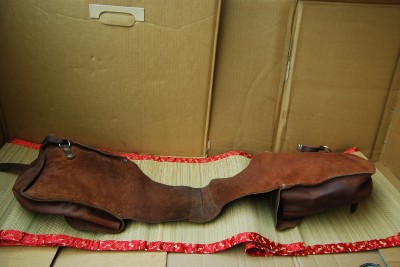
[5,137,375,233]
[271,173,373,230]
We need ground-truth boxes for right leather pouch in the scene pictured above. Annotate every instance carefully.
[272,172,373,231]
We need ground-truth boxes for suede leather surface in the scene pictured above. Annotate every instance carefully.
[12,140,375,233]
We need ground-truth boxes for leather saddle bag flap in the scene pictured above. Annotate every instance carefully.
[271,172,373,230]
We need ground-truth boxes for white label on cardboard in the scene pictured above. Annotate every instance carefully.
[89,4,145,22]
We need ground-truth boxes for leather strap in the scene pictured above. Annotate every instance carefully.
[42,136,66,146]
[0,163,30,173]
[297,144,332,153]
[0,138,55,173]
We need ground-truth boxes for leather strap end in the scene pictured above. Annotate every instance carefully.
[297,144,332,153]
[350,203,358,213]
[0,163,30,173]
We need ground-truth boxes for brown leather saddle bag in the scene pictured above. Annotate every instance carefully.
[1,137,375,233]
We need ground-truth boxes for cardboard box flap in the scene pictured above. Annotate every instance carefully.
[167,245,386,267]
[208,0,296,155]
[381,94,400,178]
[275,2,400,157]
[0,247,58,267]
[0,119,5,146]
[0,0,221,156]
[52,249,167,267]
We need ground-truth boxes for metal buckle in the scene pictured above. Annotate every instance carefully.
[59,140,75,160]
[297,144,332,153]
[321,145,332,153]
[58,140,71,148]
[359,263,380,267]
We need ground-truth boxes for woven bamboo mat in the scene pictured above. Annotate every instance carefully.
[0,142,399,256]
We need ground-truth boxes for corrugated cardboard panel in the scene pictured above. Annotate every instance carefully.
[380,247,400,267]
[0,104,6,146]
[276,2,400,156]
[0,247,58,267]
[53,248,166,267]
[167,246,297,267]
[307,0,400,3]
[167,245,385,267]
[0,122,5,146]
[0,0,220,156]
[295,251,386,267]
[374,162,400,193]
[381,97,400,178]
[208,0,296,155]
[370,56,400,162]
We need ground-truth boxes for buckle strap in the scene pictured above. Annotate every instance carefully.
[42,136,66,146]
[297,144,331,153]
[42,136,76,160]
[0,163,30,173]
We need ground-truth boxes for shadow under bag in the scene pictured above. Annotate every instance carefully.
[0,137,375,233]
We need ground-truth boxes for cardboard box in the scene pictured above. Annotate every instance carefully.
[167,245,388,267]
[0,247,167,267]
[0,0,400,266]
[52,248,167,267]
[381,93,400,178]
[0,247,58,267]
[0,121,5,147]
[208,0,400,159]
[208,0,296,155]
[0,0,221,157]
[275,1,400,159]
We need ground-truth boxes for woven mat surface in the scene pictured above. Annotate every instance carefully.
[0,143,399,256]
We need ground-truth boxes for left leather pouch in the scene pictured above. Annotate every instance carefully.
[12,137,126,233]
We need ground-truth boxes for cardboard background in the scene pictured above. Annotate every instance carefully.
[208,0,296,155]
[52,249,167,267]
[0,247,58,267]
[1,0,399,160]
[0,121,5,146]
[0,0,220,156]
[275,2,400,158]
[167,246,386,267]
[382,97,400,178]
[208,0,400,161]
[0,105,5,146]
